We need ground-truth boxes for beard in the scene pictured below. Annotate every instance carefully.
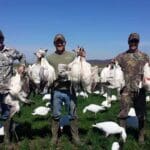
[130,45,138,51]
[129,43,138,51]
[56,46,65,54]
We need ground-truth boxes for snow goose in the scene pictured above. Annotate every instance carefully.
[42,94,51,101]
[93,90,100,95]
[101,100,111,108]
[79,91,88,98]
[32,106,50,116]
[143,62,150,91]
[0,125,4,136]
[110,95,117,102]
[103,93,108,98]
[146,95,150,102]
[83,104,105,114]
[111,142,120,150]
[92,121,127,142]
[45,102,51,107]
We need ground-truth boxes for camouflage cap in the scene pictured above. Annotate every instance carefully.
[53,34,66,44]
[0,30,4,41]
[128,33,140,43]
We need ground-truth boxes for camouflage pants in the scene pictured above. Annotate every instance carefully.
[118,87,146,120]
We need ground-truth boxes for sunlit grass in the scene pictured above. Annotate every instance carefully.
[1,92,150,150]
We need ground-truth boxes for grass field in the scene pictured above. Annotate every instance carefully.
[1,92,150,150]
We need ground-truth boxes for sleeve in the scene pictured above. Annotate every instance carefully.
[12,49,26,65]
[115,54,121,64]
[142,53,150,76]
[72,52,76,60]
[46,54,53,65]
[114,53,124,68]
[145,54,150,63]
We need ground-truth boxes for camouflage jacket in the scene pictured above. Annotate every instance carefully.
[115,49,149,91]
[0,47,26,93]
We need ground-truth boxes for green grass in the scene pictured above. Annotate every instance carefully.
[1,93,150,150]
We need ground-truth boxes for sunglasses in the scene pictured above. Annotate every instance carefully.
[129,39,139,44]
[55,42,65,47]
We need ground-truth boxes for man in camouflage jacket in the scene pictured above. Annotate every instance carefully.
[0,30,26,143]
[115,33,149,144]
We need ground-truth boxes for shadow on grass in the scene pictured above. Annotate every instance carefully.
[32,116,50,121]
[9,121,51,143]
[11,122,87,143]
[78,128,88,137]
[126,127,139,140]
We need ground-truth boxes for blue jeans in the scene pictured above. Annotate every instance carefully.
[0,93,10,120]
[51,90,77,120]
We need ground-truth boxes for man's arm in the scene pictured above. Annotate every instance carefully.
[113,52,125,68]
[145,53,150,63]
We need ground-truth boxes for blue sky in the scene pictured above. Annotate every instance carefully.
[1,0,150,62]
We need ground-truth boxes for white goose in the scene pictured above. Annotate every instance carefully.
[42,94,51,101]
[32,106,51,116]
[143,62,150,91]
[79,91,88,98]
[110,95,117,102]
[146,95,150,102]
[111,142,120,150]
[93,90,100,95]
[92,121,127,142]
[101,100,111,108]
[45,102,51,107]
[103,93,108,98]
[83,104,105,114]
[0,126,4,136]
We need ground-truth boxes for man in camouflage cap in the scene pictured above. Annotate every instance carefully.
[47,34,82,146]
[0,30,26,143]
[115,33,149,144]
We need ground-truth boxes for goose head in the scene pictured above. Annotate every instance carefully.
[120,127,127,143]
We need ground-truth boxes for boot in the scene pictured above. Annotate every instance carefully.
[138,119,145,144]
[138,128,144,144]
[70,119,82,146]
[3,119,10,144]
[50,119,59,146]
[119,119,126,129]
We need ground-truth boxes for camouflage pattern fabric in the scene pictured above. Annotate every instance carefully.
[116,50,149,119]
[0,47,26,93]
[118,88,146,119]
[116,50,149,92]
